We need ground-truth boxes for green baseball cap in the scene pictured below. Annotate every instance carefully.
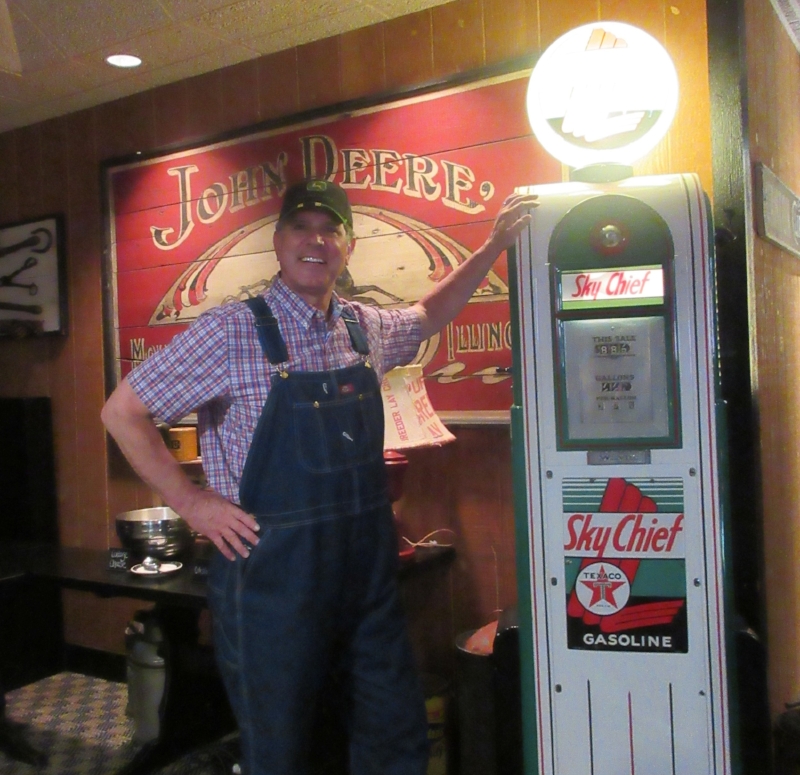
[279,179,353,230]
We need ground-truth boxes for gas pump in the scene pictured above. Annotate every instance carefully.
[509,23,735,775]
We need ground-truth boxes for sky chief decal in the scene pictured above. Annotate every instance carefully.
[563,476,687,653]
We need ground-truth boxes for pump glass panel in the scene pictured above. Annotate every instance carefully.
[562,316,670,440]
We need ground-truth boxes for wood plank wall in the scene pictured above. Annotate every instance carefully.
[744,0,800,718]
[0,0,711,674]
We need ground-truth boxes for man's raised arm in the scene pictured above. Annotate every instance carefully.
[412,193,538,340]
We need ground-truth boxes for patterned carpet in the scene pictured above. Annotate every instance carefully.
[0,672,239,775]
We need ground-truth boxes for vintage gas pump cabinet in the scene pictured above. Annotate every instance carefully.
[509,172,734,775]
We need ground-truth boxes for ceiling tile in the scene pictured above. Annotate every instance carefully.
[73,22,229,71]
[157,0,243,19]
[365,0,455,19]
[8,3,68,69]
[185,0,304,41]
[0,0,457,132]
[0,70,24,99]
[11,0,170,56]
[103,42,259,96]
[0,58,106,102]
[245,6,390,55]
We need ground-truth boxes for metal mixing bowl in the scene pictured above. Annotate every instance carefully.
[115,506,192,560]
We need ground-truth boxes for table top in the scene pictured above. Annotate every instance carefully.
[0,543,208,607]
[0,542,454,608]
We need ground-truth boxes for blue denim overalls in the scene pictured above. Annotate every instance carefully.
[207,297,428,775]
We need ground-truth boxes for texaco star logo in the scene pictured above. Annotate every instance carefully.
[575,562,631,615]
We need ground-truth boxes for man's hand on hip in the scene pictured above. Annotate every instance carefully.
[179,488,260,561]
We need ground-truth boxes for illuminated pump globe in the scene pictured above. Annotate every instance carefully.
[526,22,679,170]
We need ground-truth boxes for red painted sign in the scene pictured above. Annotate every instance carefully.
[105,70,560,417]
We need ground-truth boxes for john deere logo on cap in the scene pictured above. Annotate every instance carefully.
[307,180,328,191]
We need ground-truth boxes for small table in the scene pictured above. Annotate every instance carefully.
[0,542,454,774]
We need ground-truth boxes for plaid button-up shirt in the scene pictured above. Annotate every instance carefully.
[127,277,422,503]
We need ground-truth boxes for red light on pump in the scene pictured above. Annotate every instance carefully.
[590,221,628,256]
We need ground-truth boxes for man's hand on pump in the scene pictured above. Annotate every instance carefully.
[484,192,540,253]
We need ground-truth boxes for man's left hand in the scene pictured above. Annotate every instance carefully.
[485,193,540,253]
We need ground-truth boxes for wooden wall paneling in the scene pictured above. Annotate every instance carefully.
[753,244,800,714]
[401,427,518,637]
[664,0,713,191]
[64,110,98,219]
[48,322,77,548]
[763,0,795,179]
[219,59,261,132]
[0,131,19,223]
[744,0,800,716]
[483,0,539,65]
[774,26,800,186]
[538,0,598,50]
[601,0,664,38]
[106,377,158,539]
[0,122,57,400]
[383,11,434,91]
[71,213,111,549]
[452,538,508,630]
[340,25,386,102]
[154,80,190,150]
[633,129,672,181]
[14,125,43,221]
[257,49,299,122]
[39,119,70,215]
[431,0,485,79]
[745,4,775,168]
[601,0,675,182]
[399,444,458,551]
[0,340,52,398]
[62,589,146,654]
[60,105,133,642]
[95,91,156,163]
[184,69,226,143]
[58,110,99,548]
[403,562,456,677]
[451,546,498,634]
[494,428,519,608]
[297,37,342,113]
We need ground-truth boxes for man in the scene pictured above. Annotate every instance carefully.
[102,179,537,775]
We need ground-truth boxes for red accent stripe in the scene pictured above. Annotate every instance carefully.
[618,484,643,511]
[599,477,627,511]
[628,692,635,775]
[602,611,682,633]
[639,495,657,512]
[601,600,684,633]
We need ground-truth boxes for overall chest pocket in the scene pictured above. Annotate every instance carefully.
[293,391,383,473]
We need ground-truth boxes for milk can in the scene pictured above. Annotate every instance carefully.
[125,611,166,743]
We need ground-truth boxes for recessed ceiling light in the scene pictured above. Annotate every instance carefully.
[105,54,142,68]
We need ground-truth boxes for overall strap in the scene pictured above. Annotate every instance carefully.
[340,308,370,356]
[244,297,290,364]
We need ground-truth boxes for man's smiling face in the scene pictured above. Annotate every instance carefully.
[273,210,355,312]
